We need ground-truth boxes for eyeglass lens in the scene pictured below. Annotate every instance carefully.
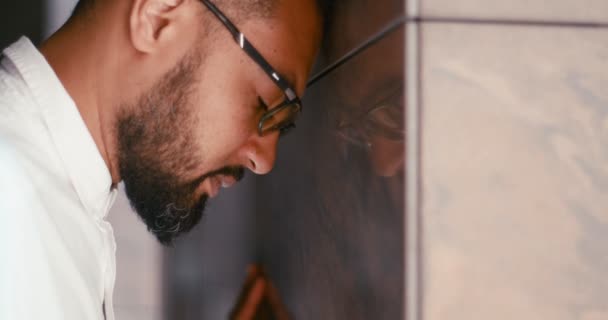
[259,102,301,136]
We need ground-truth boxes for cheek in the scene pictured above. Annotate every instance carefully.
[191,51,265,167]
[192,89,259,167]
[197,120,249,163]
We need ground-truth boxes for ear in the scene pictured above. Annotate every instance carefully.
[129,0,186,53]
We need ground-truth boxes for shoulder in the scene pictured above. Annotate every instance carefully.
[0,56,40,121]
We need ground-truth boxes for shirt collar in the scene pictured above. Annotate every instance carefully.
[3,37,115,218]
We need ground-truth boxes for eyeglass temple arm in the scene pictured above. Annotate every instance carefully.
[201,0,298,101]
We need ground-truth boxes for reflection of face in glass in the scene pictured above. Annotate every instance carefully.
[324,30,405,178]
[316,20,406,241]
[316,0,405,178]
[334,83,404,177]
[308,34,405,317]
[296,4,405,317]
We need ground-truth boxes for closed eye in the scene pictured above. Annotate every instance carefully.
[279,123,296,136]
[257,96,269,112]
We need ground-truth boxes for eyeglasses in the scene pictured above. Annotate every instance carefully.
[200,0,303,137]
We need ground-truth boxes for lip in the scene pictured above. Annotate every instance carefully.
[208,177,221,198]
[220,175,236,188]
[206,175,237,199]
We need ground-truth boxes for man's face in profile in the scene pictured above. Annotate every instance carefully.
[117,44,245,245]
[114,0,322,245]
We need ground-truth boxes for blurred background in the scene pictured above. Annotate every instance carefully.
[2,0,607,319]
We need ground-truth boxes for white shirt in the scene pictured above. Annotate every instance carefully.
[0,37,118,320]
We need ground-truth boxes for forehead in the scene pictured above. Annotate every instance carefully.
[237,0,322,93]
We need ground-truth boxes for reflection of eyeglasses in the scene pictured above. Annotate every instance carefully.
[200,0,302,137]
[335,86,404,149]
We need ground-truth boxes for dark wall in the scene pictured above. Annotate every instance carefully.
[163,176,257,319]
[0,1,45,48]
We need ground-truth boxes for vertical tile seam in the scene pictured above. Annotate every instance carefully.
[405,21,419,320]
[416,18,424,320]
[405,0,422,316]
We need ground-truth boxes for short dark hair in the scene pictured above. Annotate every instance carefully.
[213,0,280,21]
[71,0,327,46]
[72,0,94,16]
[72,0,281,22]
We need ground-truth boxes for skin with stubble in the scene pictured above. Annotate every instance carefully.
[116,44,247,245]
[39,0,322,245]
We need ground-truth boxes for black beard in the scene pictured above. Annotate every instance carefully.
[116,49,244,246]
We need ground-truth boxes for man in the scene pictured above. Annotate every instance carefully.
[0,0,322,319]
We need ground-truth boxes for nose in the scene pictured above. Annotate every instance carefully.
[242,131,280,175]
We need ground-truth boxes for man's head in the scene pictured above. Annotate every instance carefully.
[61,0,323,245]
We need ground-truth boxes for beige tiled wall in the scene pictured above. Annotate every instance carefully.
[411,2,608,319]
